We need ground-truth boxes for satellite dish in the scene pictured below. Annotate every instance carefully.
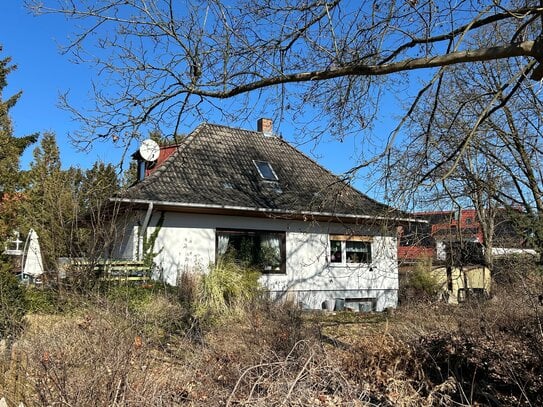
[139,139,160,162]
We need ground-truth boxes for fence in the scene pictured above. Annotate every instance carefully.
[61,259,151,283]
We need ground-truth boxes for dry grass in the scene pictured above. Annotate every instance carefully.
[1,270,542,406]
[9,312,187,405]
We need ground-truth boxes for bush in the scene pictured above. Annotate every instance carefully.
[25,287,59,314]
[104,283,186,343]
[250,300,308,356]
[492,254,540,286]
[14,304,196,406]
[195,261,261,322]
[406,257,441,302]
[0,265,28,340]
[410,268,440,295]
[177,271,199,307]
[105,284,156,311]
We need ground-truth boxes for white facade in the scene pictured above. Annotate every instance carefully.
[115,210,398,311]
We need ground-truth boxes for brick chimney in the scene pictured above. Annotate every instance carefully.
[257,118,273,135]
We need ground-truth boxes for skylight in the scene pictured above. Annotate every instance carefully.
[253,160,278,181]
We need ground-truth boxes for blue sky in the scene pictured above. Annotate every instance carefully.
[1,2,402,198]
[1,2,102,169]
[0,0,95,168]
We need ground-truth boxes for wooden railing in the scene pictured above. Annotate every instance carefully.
[65,259,151,283]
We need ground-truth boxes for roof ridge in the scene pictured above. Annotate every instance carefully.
[204,121,257,133]
[204,121,286,139]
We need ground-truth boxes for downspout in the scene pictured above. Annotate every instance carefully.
[138,202,154,261]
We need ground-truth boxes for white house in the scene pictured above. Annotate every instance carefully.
[111,120,415,311]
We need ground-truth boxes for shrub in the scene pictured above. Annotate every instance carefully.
[177,271,200,307]
[0,264,27,341]
[105,284,155,312]
[249,300,308,356]
[195,261,261,322]
[410,268,440,296]
[492,254,540,286]
[407,257,441,301]
[104,284,186,343]
[16,308,167,405]
[25,287,59,314]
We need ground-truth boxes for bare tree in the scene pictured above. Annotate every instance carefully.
[389,24,543,264]
[26,0,543,163]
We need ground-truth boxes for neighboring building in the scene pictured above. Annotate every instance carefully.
[110,120,417,311]
[398,209,536,264]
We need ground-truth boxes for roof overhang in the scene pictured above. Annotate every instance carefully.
[110,197,426,225]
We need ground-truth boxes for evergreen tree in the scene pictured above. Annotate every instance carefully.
[121,160,138,188]
[79,162,120,258]
[81,162,119,212]
[0,46,38,245]
[21,133,81,268]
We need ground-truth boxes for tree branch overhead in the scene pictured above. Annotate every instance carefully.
[27,1,543,156]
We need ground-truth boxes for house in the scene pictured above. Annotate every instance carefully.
[397,209,537,303]
[398,209,535,264]
[111,119,417,311]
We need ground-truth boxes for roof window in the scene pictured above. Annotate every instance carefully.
[253,160,278,181]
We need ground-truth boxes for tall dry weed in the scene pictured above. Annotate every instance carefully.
[9,309,199,406]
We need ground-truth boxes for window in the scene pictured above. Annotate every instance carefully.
[253,160,278,181]
[216,229,286,273]
[329,235,372,264]
[346,241,371,263]
[330,240,342,263]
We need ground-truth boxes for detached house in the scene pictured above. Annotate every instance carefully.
[111,120,413,311]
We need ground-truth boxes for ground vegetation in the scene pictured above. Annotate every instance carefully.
[0,258,542,406]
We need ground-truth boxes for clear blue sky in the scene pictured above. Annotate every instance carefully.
[1,2,402,198]
[1,2,100,169]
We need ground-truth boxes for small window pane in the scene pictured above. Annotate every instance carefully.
[261,233,281,271]
[346,241,371,263]
[254,161,278,181]
[330,240,342,263]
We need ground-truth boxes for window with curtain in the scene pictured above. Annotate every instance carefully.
[346,241,371,263]
[329,235,372,264]
[216,229,286,273]
[330,240,343,263]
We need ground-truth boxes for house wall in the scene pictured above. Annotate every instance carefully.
[122,211,398,311]
[112,212,141,260]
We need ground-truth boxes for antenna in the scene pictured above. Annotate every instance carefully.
[139,139,160,162]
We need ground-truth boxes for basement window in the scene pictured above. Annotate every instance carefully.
[253,160,278,181]
[329,235,372,264]
[216,229,286,273]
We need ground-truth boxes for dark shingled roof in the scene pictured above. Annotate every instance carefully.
[120,123,396,218]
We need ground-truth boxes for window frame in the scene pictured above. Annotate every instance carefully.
[253,160,279,181]
[216,228,286,274]
[329,234,372,265]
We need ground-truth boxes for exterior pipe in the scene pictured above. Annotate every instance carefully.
[138,202,154,261]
